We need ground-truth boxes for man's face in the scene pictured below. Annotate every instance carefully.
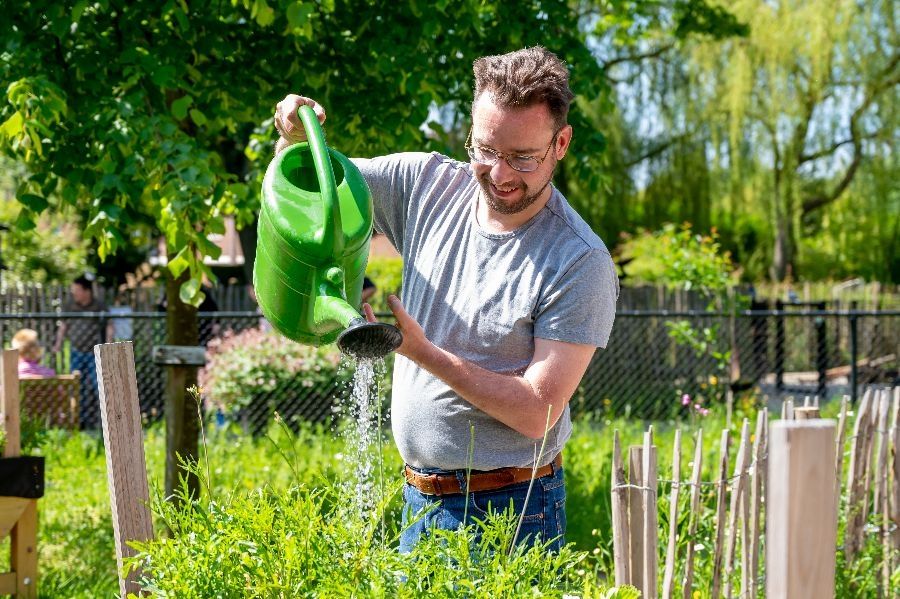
[71,283,92,306]
[470,93,571,216]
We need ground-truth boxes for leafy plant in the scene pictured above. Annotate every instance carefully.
[199,327,350,427]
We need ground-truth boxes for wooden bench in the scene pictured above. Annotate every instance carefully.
[19,374,80,430]
[1,349,40,598]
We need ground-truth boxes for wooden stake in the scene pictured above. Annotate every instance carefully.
[642,428,658,599]
[662,429,681,599]
[794,406,820,420]
[874,391,889,520]
[710,429,730,599]
[748,409,767,599]
[845,389,873,561]
[891,388,900,551]
[611,430,631,586]
[724,419,751,599]
[681,430,703,599]
[95,342,154,597]
[629,445,645,591]
[834,397,849,525]
[766,420,837,599]
[875,391,891,597]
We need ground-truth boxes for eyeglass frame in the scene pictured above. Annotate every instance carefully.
[464,126,562,173]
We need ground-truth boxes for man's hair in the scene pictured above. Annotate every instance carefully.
[73,275,93,291]
[472,46,575,129]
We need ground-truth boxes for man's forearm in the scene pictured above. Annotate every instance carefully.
[410,343,562,440]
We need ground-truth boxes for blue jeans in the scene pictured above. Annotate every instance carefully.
[399,463,567,554]
[70,349,98,429]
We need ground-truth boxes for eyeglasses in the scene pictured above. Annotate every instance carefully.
[464,127,560,173]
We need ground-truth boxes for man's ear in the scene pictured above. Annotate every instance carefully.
[554,124,573,160]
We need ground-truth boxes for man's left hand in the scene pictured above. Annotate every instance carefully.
[363,295,430,362]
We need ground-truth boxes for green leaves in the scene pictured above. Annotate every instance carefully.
[171,95,194,120]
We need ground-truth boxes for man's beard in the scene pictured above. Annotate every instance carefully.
[477,167,555,215]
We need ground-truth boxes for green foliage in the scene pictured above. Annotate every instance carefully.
[129,467,633,598]
[365,256,403,312]
[0,1,611,305]
[619,223,735,295]
[199,327,349,421]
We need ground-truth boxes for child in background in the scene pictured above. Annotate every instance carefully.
[11,328,56,378]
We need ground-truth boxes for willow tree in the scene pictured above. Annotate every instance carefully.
[685,0,898,280]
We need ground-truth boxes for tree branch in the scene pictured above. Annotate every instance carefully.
[601,43,675,70]
[801,54,899,215]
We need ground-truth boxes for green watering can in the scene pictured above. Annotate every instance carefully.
[254,105,402,358]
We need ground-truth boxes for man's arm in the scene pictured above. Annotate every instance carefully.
[53,322,67,354]
[366,297,596,439]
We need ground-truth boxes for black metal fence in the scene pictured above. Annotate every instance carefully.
[1,309,896,431]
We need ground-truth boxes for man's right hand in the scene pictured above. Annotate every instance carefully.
[274,95,326,151]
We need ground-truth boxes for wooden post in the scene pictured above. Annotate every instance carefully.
[95,342,154,597]
[710,429,730,599]
[724,419,751,599]
[874,390,891,596]
[629,445,645,591]
[845,389,873,560]
[891,388,900,551]
[748,409,767,599]
[661,429,681,599]
[681,430,703,599]
[642,428,658,599]
[874,391,889,520]
[766,419,837,599]
[834,397,849,528]
[611,431,631,586]
[2,349,20,457]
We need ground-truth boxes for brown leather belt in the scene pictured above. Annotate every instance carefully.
[404,454,562,496]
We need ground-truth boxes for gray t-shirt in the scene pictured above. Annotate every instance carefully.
[353,152,618,471]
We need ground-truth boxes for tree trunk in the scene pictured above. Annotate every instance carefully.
[164,271,200,503]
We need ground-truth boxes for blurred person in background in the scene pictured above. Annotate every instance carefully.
[53,274,112,429]
[12,328,56,378]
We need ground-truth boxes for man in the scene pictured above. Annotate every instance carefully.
[274,46,618,552]
[53,275,112,429]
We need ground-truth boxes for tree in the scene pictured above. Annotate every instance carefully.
[595,0,897,281]
[0,0,608,500]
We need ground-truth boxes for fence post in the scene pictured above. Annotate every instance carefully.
[775,300,785,392]
[814,303,827,399]
[766,419,837,599]
[95,342,154,597]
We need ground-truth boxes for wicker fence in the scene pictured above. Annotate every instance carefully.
[1,308,896,432]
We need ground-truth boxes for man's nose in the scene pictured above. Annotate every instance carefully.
[489,158,516,182]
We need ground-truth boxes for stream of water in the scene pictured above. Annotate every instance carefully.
[337,356,387,522]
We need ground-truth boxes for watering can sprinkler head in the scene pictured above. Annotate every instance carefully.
[338,318,403,359]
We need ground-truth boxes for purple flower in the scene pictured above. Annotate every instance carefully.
[681,394,691,406]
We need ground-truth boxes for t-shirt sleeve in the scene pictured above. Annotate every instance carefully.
[533,248,619,348]
[350,152,436,256]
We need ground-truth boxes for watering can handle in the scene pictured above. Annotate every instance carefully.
[298,105,343,257]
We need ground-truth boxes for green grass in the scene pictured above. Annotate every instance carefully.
[6,400,896,597]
